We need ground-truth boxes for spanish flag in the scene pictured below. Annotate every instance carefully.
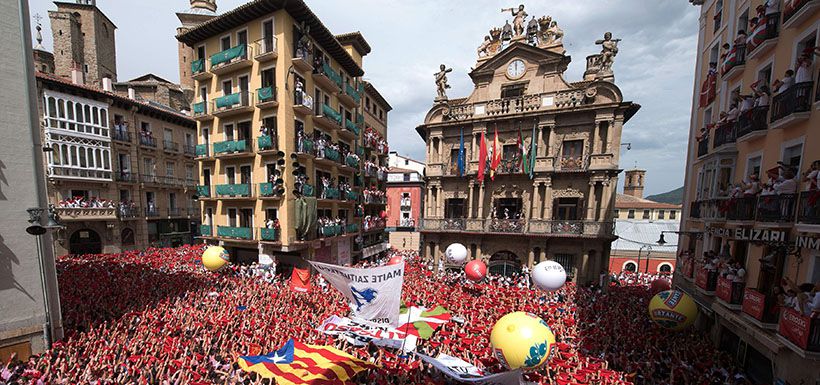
[238,340,377,384]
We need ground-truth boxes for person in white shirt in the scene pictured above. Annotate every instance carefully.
[772,70,795,94]
[764,0,779,15]
[802,160,820,191]
[774,169,797,195]
[795,55,813,84]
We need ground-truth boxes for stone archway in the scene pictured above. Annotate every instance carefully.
[69,228,102,255]
[488,250,522,277]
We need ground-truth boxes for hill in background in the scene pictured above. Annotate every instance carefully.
[645,187,684,205]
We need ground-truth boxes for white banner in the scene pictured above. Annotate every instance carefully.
[317,315,417,351]
[309,261,404,325]
[415,353,523,385]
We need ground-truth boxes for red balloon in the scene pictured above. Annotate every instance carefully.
[465,260,487,282]
[387,255,403,265]
[650,278,672,294]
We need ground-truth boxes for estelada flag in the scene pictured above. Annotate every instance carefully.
[289,268,311,293]
[238,339,378,384]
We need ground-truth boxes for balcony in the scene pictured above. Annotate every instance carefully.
[343,119,360,137]
[318,224,344,238]
[145,206,160,218]
[54,207,117,221]
[694,267,718,294]
[726,196,756,221]
[200,225,213,237]
[783,0,820,29]
[689,200,702,219]
[346,223,359,233]
[118,205,140,220]
[259,182,283,198]
[736,106,769,141]
[183,144,196,156]
[259,227,279,242]
[711,122,736,150]
[197,185,210,198]
[253,36,277,62]
[209,44,251,75]
[778,308,820,355]
[292,91,314,116]
[312,62,342,92]
[720,44,746,81]
[217,225,253,240]
[742,288,779,326]
[256,86,278,109]
[163,140,179,153]
[215,183,253,198]
[213,140,251,157]
[195,144,210,158]
[192,101,210,120]
[315,104,343,129]
[442,218,466,231]
[697,138,709,158]
[300,183,315,197]
[191,58,211,81]
[212,91,254,118]
[345,154,360,169]
[715,277,744,309]
[421,218,615,237]
[139,134,157,149]
[770,82,814,129]
[140,174,159,184]
[797,192,820,224]
[291,50,313,73]
[319,187,341,201]
[257,135,277,152]
[167,208,184,217]
[746,13,780,60]
[115,170,137,183]
[757,193,797,223]
[339,83,361,107]
[296,137,314,156]
[489,218,526,233]
[112,128,131,143]
[315,146,341,164]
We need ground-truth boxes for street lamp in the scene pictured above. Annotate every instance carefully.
[25,206,64,350]
[657,230,704,245]
[637,244,652,273]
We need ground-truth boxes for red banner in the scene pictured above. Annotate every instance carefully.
[742,288,766,321]
[684,260,694,278]
[695,268,709,290]
[716,277,733,303]
[779,308,811,350]
[289,267,311,293]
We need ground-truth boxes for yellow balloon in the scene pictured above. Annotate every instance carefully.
[490,312,555,370]
[202,246,230,271]
[648,290,698,331]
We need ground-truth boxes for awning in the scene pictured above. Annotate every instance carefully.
[362,242,391,259]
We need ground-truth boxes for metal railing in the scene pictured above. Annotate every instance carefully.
[798,192,820,224]
[163,140,179,153]
[736,106,769,138]
[139,135,157,148]
[253,36,277,57]
[697,138,708,157]
[757,194,797,223]
[421,218,615,237]
[712,122,736,148]
[112,129,131,143]
[215,183,253,198]
[692,193,802,223]
[770,82,814,123]
[212,91,253,112]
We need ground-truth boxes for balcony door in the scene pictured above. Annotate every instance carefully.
[239,76,249,104]
[224,123,235,142]
[226,166,236,185]
[222,80,233,97]
[495,198,522,219]
[444,198,465,219]
[203,168,211,187]
[205,208,213,226]
[220,36,231,51]
[262,20,274,53]
[553,198,582,220]
[237,121,251,141]
[239,165,252,185]
[227,208,238,227]
[118,154,130,174]
[237,30,248,46]
[239,208,253,228]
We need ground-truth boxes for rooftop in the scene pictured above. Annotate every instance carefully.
[363,81,392,112]
[612,219,679,253]
[615,194,680,210]
[335,32,372,56]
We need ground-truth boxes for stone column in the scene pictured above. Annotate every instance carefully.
[475,243,483,261]
[586,182,597,220]
[592,121,601,154]
[600,179,613,221]
[471,133,478,159]
[528,248,535,268]
[536,125,544,157]
[477,182,485,219]
[433,243,440,265]
[435,186,442,218]
[530,182,539,220]
[581,250,590,283]
[467,182,475,218]
[543,183,553,220]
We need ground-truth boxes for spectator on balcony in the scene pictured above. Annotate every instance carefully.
[726,102,739,121]
[259,125,269,137]
[772,69,795,94]
[742,174,761,196]
[802,160,820,191]
[734,30,747,46]
[695,125,709,142]
[753,85,771,107]
[795,53,814,84]
[774,169,797,195]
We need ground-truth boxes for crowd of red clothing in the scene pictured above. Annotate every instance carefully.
[1,245,754,385]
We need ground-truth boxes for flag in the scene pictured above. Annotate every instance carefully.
[397,305,452,339]
[415,353,523,385]
[238,339,377,383]
[490,126,501,181]
[317,315,417,351]
[289,268,311,293]
[309,261,405,325]
[528,120,537,179]
[748,17,768,50]
[721,46,737,75]
[517,123,524,173]
[458,127,466,177]
[477,132,487,183]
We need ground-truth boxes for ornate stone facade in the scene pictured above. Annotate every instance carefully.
[418,5,639,284]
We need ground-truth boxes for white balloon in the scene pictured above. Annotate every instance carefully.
[444,243,468,264]
[531,261,567,291]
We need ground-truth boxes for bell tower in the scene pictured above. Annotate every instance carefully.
[623,169,646,198]
[177,0,218,93]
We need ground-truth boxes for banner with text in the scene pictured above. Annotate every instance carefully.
[415,353,522,385]
[309,261,404,325]
[318,315,417,351]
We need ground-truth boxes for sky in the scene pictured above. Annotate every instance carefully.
[28,0,699,196]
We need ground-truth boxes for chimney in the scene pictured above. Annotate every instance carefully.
[128,87,136,100]
[623,169,646,198]
[71,69,84,85]
[102,77,113,92]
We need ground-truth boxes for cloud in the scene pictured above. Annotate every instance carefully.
[28,0,698,195]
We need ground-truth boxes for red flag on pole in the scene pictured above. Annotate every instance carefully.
[490,126,501,181]
[477,132,487,182]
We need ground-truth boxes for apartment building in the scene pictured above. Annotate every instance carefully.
[386,154,425,252]
[678,0,820,383]
[176,0,390,269]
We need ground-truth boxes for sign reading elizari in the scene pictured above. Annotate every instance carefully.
[309,261,404,326]
[706,227,786,242]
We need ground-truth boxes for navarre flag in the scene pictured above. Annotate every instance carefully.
[309,261,405,325]
[289,268,311,293]
[397,305,452,339]
[238,339,377,384]
[477,132,488,183]
[490,126,501,181]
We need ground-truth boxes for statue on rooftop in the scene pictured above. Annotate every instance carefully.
[434,64,453,101]
[526,16,539,45]
[477,35,492,57]
[502,4,528,37]
[595,32,621,71]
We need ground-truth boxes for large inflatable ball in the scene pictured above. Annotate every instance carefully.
[445,243,468,264]
[531,261,567,291]
[648,290,698,331]
[490,312,556,370]
[387,255,404,266]
[650,278,672,295]
[202,246,230,272]
[465,260,487,282]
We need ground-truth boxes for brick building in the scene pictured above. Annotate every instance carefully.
[385,153,425,251]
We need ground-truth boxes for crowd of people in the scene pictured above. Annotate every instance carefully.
[363,127,388,154]
[56,196,116,209]
[1,245,762,385]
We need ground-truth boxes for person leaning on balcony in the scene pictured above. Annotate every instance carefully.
[734,30,747,46]
[774,169,797,195]
[742,174,761,196]
[753,85,770,107]
[802,160,820,191]
[795,53,814,84]
[771,70,795,94]
[726,102,739,121]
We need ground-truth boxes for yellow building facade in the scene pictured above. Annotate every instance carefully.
[177,1,389,268]
[679,0,820,383]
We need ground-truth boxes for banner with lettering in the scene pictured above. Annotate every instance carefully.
[415,353,523,385]
[695,268,709,290]
[741,288,765,321]
[716,277,732,303]
[778,308,810,349]
[317,315,416,351]
[309,261,404,325]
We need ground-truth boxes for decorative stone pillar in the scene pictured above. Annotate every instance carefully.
[435,186,442,218]
[600,179,613,221]
[528,248,535,268]
[586,182,597,220]
[530,183,539,220]
[433,242,440,265]
[592,121,601,154]
[543,183,553,220]
[467,182,475,218]
[477,182,485,219]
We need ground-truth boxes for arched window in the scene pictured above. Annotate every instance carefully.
[47,97,57,118]
[75,103,83,123]
[100,109,108,127]
[84,105,91,130]
[659,263,673,274]
[624,262,637,272]
[78,146,87,167]
[52,144,60,165]
[121,228,135,246]
[66,101,75,130]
